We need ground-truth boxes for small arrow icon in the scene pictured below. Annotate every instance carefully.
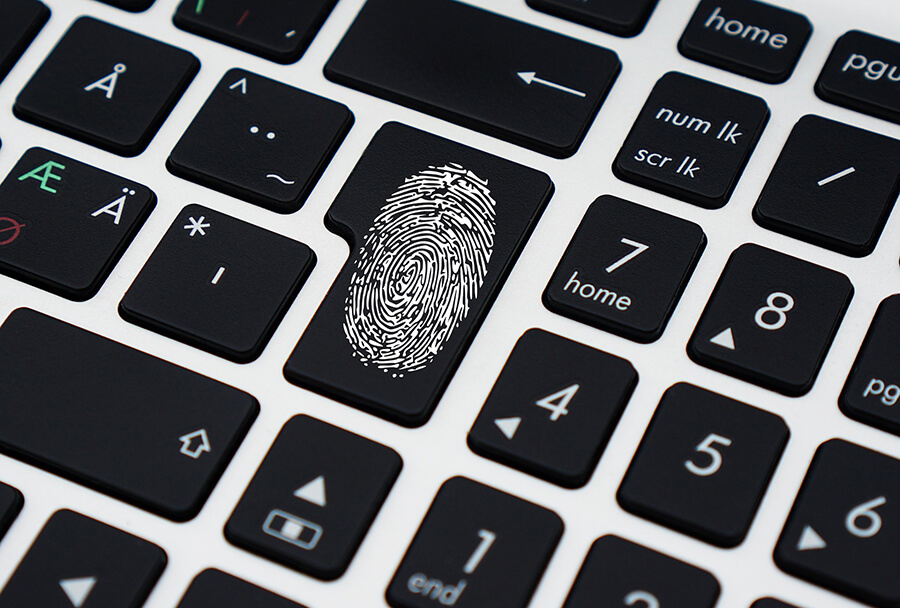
[178,429,211,459]
[517,71,586,98]
[229,78,247,94]
[797,525,827,551]
[494,417,521,440]
[60,577,96,608]
[709,327,735,350]
[294,475,327,507]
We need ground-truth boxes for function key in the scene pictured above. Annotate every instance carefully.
[0,147,155,301]
[0,482,23,543]
[775,440,900,607]
[325,0,621,158]
[617,383,788,547]
[14,17,198,157]
[678,0,811,84]
[543,195,706,342]
[0,510,165,608]
[688,244,852,396]
[563,535,720,608]
[97,0,155,11]
[386,477,562,608]
[178,570,307,608]
[467,329,637,487]
[0,0,49,84]
[167,69,353,214]
[526,0,659,37]
[816,31,900,125]
[226,415,402,580]
[753,115,900,257]
[613,72,769,209]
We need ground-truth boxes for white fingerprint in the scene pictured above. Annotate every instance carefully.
[343,163,496,377]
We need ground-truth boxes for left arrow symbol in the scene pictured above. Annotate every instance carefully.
[60,577,96,608]
[517,71,586,98]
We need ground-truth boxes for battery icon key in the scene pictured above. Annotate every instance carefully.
[262,509,323,550]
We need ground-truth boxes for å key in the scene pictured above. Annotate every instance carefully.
[284,123,553,426]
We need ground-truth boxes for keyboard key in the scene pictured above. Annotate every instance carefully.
[563,536,720,608]
[226,415,402,580]
[386,477,562,608]
[120,204,315,363]
[753,115,900,256]
[816,31,900,125]
[467,329,637,487]
[0,0,49,84]
[325,0,620,158]
[14,17,199,157]
[178,570,307,608]
[688,244,852,396]
[0,510,165,608]
[167,69,352,214]
[0,482,23,542]
[0,148,155,301]
[543,195,706,342]
[752,600,799,608]
[775,440,900,607]
[174,0,337,64]
[678,0,811,83]
[284,123,553,426]
[0,309,258,521]
[97,0,154,11]
[526,0,659,37]
[614,72,769,209]
[617,383,788,547]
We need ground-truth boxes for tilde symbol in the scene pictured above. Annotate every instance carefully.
[84,63,126,99]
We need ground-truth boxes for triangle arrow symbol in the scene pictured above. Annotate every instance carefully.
[229,78,247,94]
[710,327,735,350]
[494,417,521,440]
[517,71,536,85]
[294,475,327,507]
[60,577,96,608]
[797,525,827,551]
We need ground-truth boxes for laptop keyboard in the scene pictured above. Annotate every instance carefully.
[0,0,898,607]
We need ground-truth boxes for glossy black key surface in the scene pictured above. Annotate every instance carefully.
[0,309,258,521]
[226,415,402,580]
[178,570,306,608]
[816,31,900,125]
[386,477,562,608]
[174,0,337,64]
[467,329,637,487]
[284,123,553,427]
[168,69,352,214]
[688,244,852,396]
[543,195,706,342]
[0,483,23,542]
[614,72,769,209]
[563,536,720,608]
[0,510,165,608]
[0,148,155,301]
[526,0,659,37]
[754,115,900,256]
[775,440,900,607]
[14,17,198,157]
[0,0,49,84]
[618,383,788,547]
[678,0,811,83]
[120,205,315,363]
[97,0,154,11]
[325,0,620,158]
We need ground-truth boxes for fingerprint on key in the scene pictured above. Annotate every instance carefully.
[343,163,497,377]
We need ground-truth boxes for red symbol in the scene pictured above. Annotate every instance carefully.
[236,9,249,26]
[0,217,25,246]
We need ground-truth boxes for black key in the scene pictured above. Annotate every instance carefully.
[562,536,720,608]
[526,0,658,37]
[226,415,402,580]
[617,383,788,547]
[324,0,620,159]
[543,195,706,342]
[386,477,562,608]
[0,0,49,84]
[174,0,337,64]
[284,123,552,426]
[688,244,852,396]
[167,69,352,214]
[14,17,199,157]
[816,31,900,125]
[467,329,637,488]
[0,148,155,301]
[775,440,900,607]
[678,0,811,84]
[754,115,900,257]
[614,72,769,209]
[751,600,800,608]
[0,510,165,608]
[178,570,307,608]
[0,309,258,521]
[0,483,23,542]
[120,205,315,363]
[96,0,154,11]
